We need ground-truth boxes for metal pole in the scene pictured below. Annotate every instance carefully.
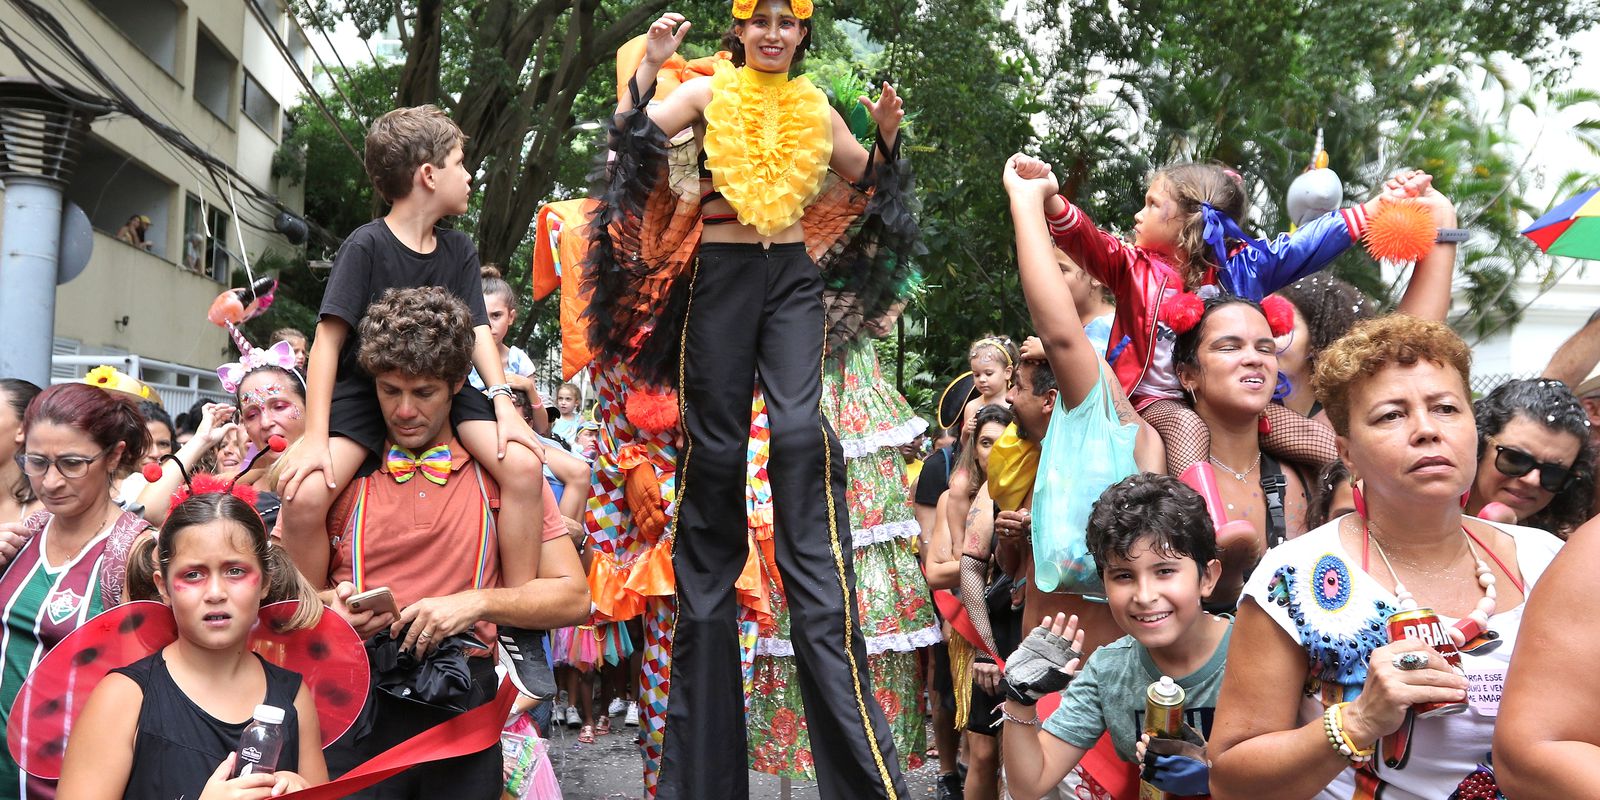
[0,77,104,384]
[0,176,63,385]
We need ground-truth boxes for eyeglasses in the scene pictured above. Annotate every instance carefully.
[17,445,115,479]
[1490,442,1572,493]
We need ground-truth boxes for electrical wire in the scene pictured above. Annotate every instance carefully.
[287,0,369,131]
[241,0,364,164]
[0,0,343,248]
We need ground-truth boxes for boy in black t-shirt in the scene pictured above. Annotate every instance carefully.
[274,105,549,629]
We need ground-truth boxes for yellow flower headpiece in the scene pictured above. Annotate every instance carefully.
[732,0,812,19]
[83,365,158,405]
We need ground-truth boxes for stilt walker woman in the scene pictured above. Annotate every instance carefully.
[584,1,920,796]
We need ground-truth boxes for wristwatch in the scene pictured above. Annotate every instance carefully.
[1435,228,1469,244]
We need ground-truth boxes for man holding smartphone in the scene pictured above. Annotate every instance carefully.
[319,287,590,799]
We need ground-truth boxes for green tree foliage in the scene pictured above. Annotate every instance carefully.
[282,0,1600,408]
[1012,0,1600,347]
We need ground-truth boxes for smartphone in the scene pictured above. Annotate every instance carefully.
[347,586,397,617]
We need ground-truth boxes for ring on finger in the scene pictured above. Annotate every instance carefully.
[418,631,433,640]
[1392,652,1429,671]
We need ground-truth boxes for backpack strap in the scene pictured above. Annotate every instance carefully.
[22,509,49,539]
[1259,453,1289,550]
[99,511,154,609]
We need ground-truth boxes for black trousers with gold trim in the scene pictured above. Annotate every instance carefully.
[658,242,906,800]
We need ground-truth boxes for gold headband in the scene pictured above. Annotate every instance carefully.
[969,337,1015,367]
[733,0,813,20]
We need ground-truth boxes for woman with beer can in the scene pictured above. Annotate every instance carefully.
[1204,314,1564,799]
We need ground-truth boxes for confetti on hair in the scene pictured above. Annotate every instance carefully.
[1363,200,1436,265]
[1261,295,1297,338]
[1161,292,1205,334]
[626,390,679,434]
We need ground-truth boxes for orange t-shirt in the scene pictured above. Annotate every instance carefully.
[328,437,568,647]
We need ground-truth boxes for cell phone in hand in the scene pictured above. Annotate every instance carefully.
[347,586,397,617]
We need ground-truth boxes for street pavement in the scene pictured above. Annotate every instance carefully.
[546,713,944,799]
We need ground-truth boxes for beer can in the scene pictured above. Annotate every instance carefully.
[1385,608,1468,718]
[1139,676,1186,800]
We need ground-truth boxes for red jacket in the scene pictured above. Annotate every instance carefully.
[1047,197,1370,398]
[1046,200,1181,397]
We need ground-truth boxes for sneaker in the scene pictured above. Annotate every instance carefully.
[566,706,582,729]
[608,697,627,716]
[625,702,641,727]
[497,627,557,700]
[936,771,964,800]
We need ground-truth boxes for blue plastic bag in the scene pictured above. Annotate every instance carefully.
[1030,372,1140,595]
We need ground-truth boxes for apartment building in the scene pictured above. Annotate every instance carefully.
[0,0,310,406]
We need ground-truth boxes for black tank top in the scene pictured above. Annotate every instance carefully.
[113,651,302,800]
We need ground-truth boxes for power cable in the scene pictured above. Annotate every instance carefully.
[241,0,364,166]
[287,0,369,130]
[2,0,343,247]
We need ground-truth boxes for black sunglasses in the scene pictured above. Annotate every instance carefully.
[1491,443,1572,493]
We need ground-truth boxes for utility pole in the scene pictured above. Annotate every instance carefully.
[0,77,101,385]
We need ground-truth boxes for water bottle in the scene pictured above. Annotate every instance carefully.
[229,704,286,778]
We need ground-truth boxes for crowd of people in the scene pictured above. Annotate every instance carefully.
[2,0,1600,798]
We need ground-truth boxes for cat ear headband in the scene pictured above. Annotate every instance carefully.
[217,339,298,393]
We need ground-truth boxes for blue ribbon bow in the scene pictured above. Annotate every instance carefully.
[1200,202,1269,274]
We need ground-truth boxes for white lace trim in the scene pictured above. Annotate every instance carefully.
[849,519,921,549]
[838,417,928,459]
[756,623,944,657]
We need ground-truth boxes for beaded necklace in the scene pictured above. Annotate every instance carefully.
[1359,516,1523,643]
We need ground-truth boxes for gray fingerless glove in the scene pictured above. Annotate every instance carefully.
[1000,624,1079,705]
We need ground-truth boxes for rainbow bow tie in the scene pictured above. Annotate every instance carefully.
[386,444,451,485]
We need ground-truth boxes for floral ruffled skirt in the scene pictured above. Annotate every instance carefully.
[746,341,937,778]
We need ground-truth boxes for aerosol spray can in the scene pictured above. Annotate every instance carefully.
[1139,676,1185,800]
[1385,608,1468,717]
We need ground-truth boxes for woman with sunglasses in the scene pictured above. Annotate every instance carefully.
[0,383,154,797]
[1465,378,1594,538]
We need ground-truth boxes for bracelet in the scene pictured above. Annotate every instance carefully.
[1434,227,1469,243]
[484,384,513,400]
[997,705,1041,727]
[1322,703,1373,763]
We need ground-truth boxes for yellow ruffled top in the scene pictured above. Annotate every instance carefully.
[702,60,834,236]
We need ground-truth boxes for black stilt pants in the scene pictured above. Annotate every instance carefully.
[657,242,907,800]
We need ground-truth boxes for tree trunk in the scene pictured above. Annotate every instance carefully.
[397,0,444,107]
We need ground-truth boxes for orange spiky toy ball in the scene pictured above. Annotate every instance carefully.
[1363,200,1437,264]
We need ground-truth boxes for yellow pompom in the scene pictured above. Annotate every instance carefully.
[1364,200,1437,264]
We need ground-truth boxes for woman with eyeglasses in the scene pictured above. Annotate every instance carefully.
[1464,378,1594,538]
[0,383,154,797]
